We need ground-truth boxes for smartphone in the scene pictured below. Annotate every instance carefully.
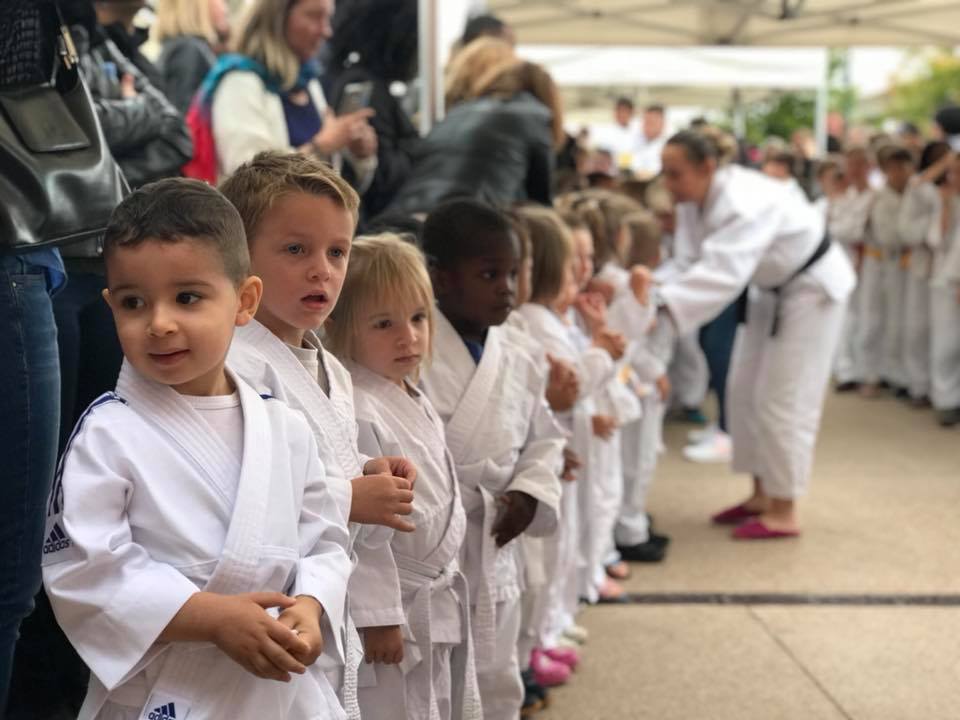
[338,81,373,115]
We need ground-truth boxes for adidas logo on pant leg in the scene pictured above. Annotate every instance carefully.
[42,522,72,555]
[148,702,177,719]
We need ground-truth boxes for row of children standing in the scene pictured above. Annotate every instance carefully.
[42,150,676,720]
[820,142,960,427]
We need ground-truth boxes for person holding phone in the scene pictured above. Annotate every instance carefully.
[327,0,419,220]
[208,0,377,187]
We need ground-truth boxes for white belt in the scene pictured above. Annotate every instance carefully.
[394,553,482,720]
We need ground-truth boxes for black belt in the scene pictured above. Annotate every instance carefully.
[736,234,832,337]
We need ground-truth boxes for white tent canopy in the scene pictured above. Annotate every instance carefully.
[487,0,960,47]
[517,46,827,90]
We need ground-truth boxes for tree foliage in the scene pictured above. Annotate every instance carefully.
[740,91,816,146]
[888,50,960,130]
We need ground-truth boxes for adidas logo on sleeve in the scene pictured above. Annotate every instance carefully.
[42,522,72,555]
[147,702,177,719]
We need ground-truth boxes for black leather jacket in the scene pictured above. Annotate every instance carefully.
[73,24,191,189]
[157,34,216,115]
[382,92,554,218]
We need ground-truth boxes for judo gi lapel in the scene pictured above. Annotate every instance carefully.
[233,320,363,477]
[441,322,504,463]
[204,375,272,595]
[114,361,241,508]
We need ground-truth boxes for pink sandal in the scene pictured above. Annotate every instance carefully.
[711,503,763,525]
[543,646,580,670]
[531,648,571,687]
[732,518,800,540]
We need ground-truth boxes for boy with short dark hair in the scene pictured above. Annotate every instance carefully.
[418,199,564,720]
[43,178,352,720]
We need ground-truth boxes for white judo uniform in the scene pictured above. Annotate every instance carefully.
[928,194,960,412]
[898,180,940,400]
[859,185,907,387]
[660,165,855,500]
[349,364,482,720]
[592,263,648,562]
[501,312,564,666]
[229,320,404,718]
[421,312,564,720]
[827,185,875,386]
[515,303,614,631]
[43,362,352,720]
[658,234,709,410]
[607,287,674,548]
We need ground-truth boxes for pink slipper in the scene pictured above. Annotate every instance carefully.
[543,646,579,670]
[531,648,571,687]
[711,503,763,525]
[732,518,800,540]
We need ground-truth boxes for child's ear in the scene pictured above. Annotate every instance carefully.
[430,267,453,297]
[235,275,263,326]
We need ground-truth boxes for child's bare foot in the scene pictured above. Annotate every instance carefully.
[605,561,631,580]
[597,577,627,603]
[859,382,881,398]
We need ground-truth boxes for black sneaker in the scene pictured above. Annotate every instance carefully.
[521,668,548,716]
[649,531,671,548]
[937,408,960,427]
[835,381,860,393]
[894,387,911,401]
[616,540,666,563]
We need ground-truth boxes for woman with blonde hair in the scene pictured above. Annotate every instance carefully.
[154,0,229,112]
[444,36,515,108]
[191,0,377,184]
[383,59,564,218]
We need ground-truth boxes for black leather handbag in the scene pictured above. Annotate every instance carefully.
[0,0,126,253]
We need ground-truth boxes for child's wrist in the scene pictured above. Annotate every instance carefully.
[295,594,324,619]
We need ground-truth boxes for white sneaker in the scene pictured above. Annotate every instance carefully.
[687,423,718,445]
[682,430,732,464]
[562,624,589,644]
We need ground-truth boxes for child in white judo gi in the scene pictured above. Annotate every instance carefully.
[859,146,914,398]
[418,200,565,720]
[512,206,625,680]
[43,179,353,720]
[219,152,415,718]
[325,233,481,720]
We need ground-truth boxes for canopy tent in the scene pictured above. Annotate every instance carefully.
[517,45,827,90]
[518,46,828,139]
[486,0,960,47]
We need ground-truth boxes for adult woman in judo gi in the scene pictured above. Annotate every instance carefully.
[652,129,855,538]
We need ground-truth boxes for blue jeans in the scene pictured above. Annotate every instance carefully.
[699,300,739,432]
[0,254,61,715]
[53,270,123,451]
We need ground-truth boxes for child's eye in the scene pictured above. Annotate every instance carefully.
[329,247,346,259]
[480,270,497,281]
[285,243,305,255]
[176,292,201,305]
[412,312,427,323]
[120,296,144,310]
[374,319,392,330]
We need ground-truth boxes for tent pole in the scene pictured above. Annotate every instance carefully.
[814,50,828,155]
[418,0,442,135]
[731,87,746,142]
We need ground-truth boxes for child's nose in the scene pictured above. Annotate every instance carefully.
[308,257,332,281]
[147,305,177,336]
